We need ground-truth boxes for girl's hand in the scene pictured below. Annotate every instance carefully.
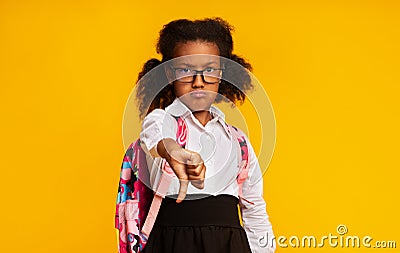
[156,138,206,203]
[167,148,206,203]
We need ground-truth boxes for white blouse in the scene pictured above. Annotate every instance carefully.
[139,97,276,253]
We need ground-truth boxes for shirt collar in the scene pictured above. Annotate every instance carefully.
[165,97,231,137]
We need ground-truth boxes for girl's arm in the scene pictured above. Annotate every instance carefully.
[139,109,206,202]
[239,134,276,253]
[139,109,178,158]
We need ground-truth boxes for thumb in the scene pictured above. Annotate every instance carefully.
[172,163,189,203]
[176,178,189,203]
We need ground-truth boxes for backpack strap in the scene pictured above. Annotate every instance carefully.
[227,124,255,205]
[115,140,145,253]
[141,116,187,238]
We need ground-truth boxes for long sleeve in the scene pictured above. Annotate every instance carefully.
[138,109,179,191]
[239,135,276,253]
[139,109,177,157]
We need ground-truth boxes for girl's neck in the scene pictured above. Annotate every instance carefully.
[192,110,213,127]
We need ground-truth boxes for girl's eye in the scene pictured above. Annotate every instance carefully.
[177,68,191,73]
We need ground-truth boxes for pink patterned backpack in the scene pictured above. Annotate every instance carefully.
[115,116,253,253]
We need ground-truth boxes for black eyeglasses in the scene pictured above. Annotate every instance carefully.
[170,66,224,84]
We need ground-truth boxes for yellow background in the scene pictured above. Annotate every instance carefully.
[0,0,399,252]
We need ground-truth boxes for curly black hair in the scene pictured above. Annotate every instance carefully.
[135,17,254,120]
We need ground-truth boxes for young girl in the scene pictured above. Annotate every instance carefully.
[135,17,275,253]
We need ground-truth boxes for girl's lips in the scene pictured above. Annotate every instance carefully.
[190,91,207,98]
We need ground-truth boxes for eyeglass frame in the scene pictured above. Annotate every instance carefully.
[169,65,225,84]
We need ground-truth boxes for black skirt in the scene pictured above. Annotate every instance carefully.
[142,194,252,253]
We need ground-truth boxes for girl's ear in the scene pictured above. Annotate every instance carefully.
[164,64,174,84]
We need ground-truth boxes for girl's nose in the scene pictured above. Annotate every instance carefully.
[192,74,205,88]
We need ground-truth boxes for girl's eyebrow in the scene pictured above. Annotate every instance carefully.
[174,61,219,67]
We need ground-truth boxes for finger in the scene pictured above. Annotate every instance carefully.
[186,158,204,170]
[197,164,206,189]
[187,161,206,178]
[186,151,203,166]
[190,179,204,189]
[176,179,189,203]
[187,163,205,178]
[187,174,204,181]
[186,165,203,176]
[188,164,206,189]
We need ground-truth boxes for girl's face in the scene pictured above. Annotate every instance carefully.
[166,40,221,112]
